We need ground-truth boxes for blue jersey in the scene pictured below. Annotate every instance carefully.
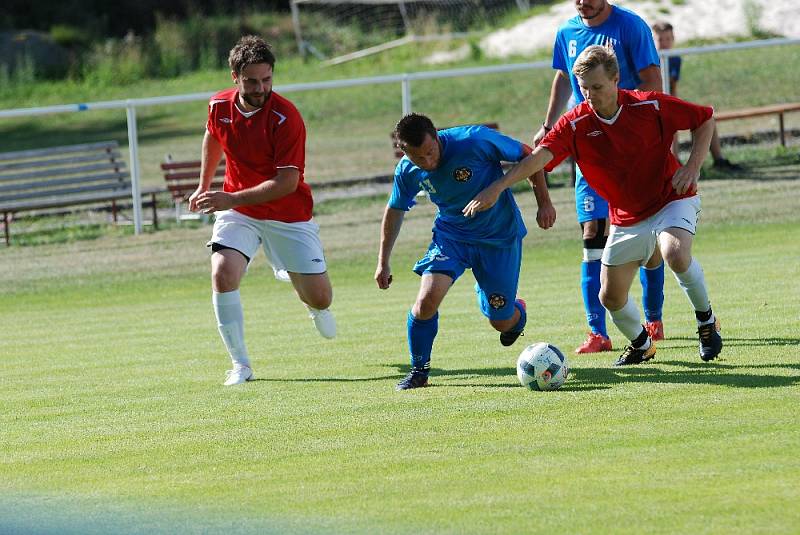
[553,5,659,102]
[389,125,527,247]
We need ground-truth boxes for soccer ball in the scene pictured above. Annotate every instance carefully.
[516,342,570,391]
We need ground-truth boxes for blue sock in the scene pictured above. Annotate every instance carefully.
[407,311,438,373]
[509,300,527,333]
[640,263,665,322]
[581,260,607,337]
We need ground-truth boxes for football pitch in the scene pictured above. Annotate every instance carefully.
[1,175,799,534]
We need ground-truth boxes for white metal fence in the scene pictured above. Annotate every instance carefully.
[1,37,798,235]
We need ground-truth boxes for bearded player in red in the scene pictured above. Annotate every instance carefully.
[464,44,722,366]
[190,36,335,386]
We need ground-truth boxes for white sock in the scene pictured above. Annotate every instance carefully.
[212,290,250,367]
[608,297,645,341]
[673,258,711,317]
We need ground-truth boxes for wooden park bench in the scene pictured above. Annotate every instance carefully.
[160,155,224,222]
[0,141,160,246]
[714,102,800,147]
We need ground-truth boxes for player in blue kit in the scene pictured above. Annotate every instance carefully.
[375,113,556,390]
[532,0,667,354]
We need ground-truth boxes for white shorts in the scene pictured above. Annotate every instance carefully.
[602,196,701,266]
[208,209,327,276]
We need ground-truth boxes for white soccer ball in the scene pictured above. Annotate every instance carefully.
[516,342,570,391]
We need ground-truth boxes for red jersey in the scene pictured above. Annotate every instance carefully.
[206,88,313,222]
[540,89,713,226]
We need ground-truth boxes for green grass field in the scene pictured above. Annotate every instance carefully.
[2,172,799,534]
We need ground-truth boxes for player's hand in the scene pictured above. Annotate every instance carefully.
[463,184,501,218]
[193,191,236,214]
[671,165,699,195]
[532,126,548,147]
[374,264,393,289]
[188,186,208,212]
[536,202,556,229]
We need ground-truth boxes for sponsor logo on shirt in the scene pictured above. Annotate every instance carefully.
[453,167,473,182]
[219,117,232,124]
[311,258,324,263]
[488,293,507,309]
[587,130,603,137]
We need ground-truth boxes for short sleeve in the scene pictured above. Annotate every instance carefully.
[539,115,575,172]
[657,93,713,134]
[388,162,420,211]
[552,31,568,72]
[274,108,306,171]
[206,102,220,141]
[626,17,660,72]
[475,127,525,163]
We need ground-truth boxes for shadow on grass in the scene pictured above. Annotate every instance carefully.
[243,334,800,390]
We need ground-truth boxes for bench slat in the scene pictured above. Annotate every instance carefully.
[0,151,123,173]
[163,168,225,181]
[0,180,130,205]
[715,103,800,121]
[161,160,225,171]
[0,188,141,212]
[0,172,130,195]
[0,141,119,162]
[0,161,127,183]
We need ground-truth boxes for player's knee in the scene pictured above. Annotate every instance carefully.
[598,287,624,311]
[211,267,241,293]
[412,298,439,320]
[307,288,333,310]
[581,219,607,246]
[663,249,691,273]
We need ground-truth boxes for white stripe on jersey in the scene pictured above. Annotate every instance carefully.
[629,99,660,110]
[569,114,593,131]
[272,110,287,124]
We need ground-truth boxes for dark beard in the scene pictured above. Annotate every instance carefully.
[243,90,271,108]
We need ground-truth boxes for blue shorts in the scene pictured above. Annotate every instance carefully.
[575,165,609,223]
[413,234,522,321]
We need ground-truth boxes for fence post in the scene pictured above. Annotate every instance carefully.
[126,102,143,235]
[401,75,412,115]
[659,51,670,94]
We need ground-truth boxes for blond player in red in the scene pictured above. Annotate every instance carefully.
[190,36,335,386]
[464,45,722,366]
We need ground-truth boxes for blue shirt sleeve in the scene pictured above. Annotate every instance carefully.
[387,160,420,211]
[552,30,568,72]
[625,15,660,73]
[473,126,525,163]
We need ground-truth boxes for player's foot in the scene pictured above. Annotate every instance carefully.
[500,299,526,347]
[613,341,656,366]
[575,332,612,354]
[698,321,723,361]
[395,369,429,391]
[712,158,743,171]
[645,320,665,341]
[307,306,336,339]
[224,364,254,386]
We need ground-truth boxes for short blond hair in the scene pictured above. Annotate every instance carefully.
[572,45,619,79]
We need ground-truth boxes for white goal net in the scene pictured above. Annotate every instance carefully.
[290,0,528,64]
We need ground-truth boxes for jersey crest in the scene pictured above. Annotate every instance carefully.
[453,166,473,182]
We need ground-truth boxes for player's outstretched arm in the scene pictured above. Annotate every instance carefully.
[375,207,406,289]
[462,147,554,218]
[189,130,224,212]
[673,117,715,195]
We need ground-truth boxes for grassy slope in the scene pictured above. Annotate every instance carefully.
[1,42,798,188]
[1,176,799,534]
